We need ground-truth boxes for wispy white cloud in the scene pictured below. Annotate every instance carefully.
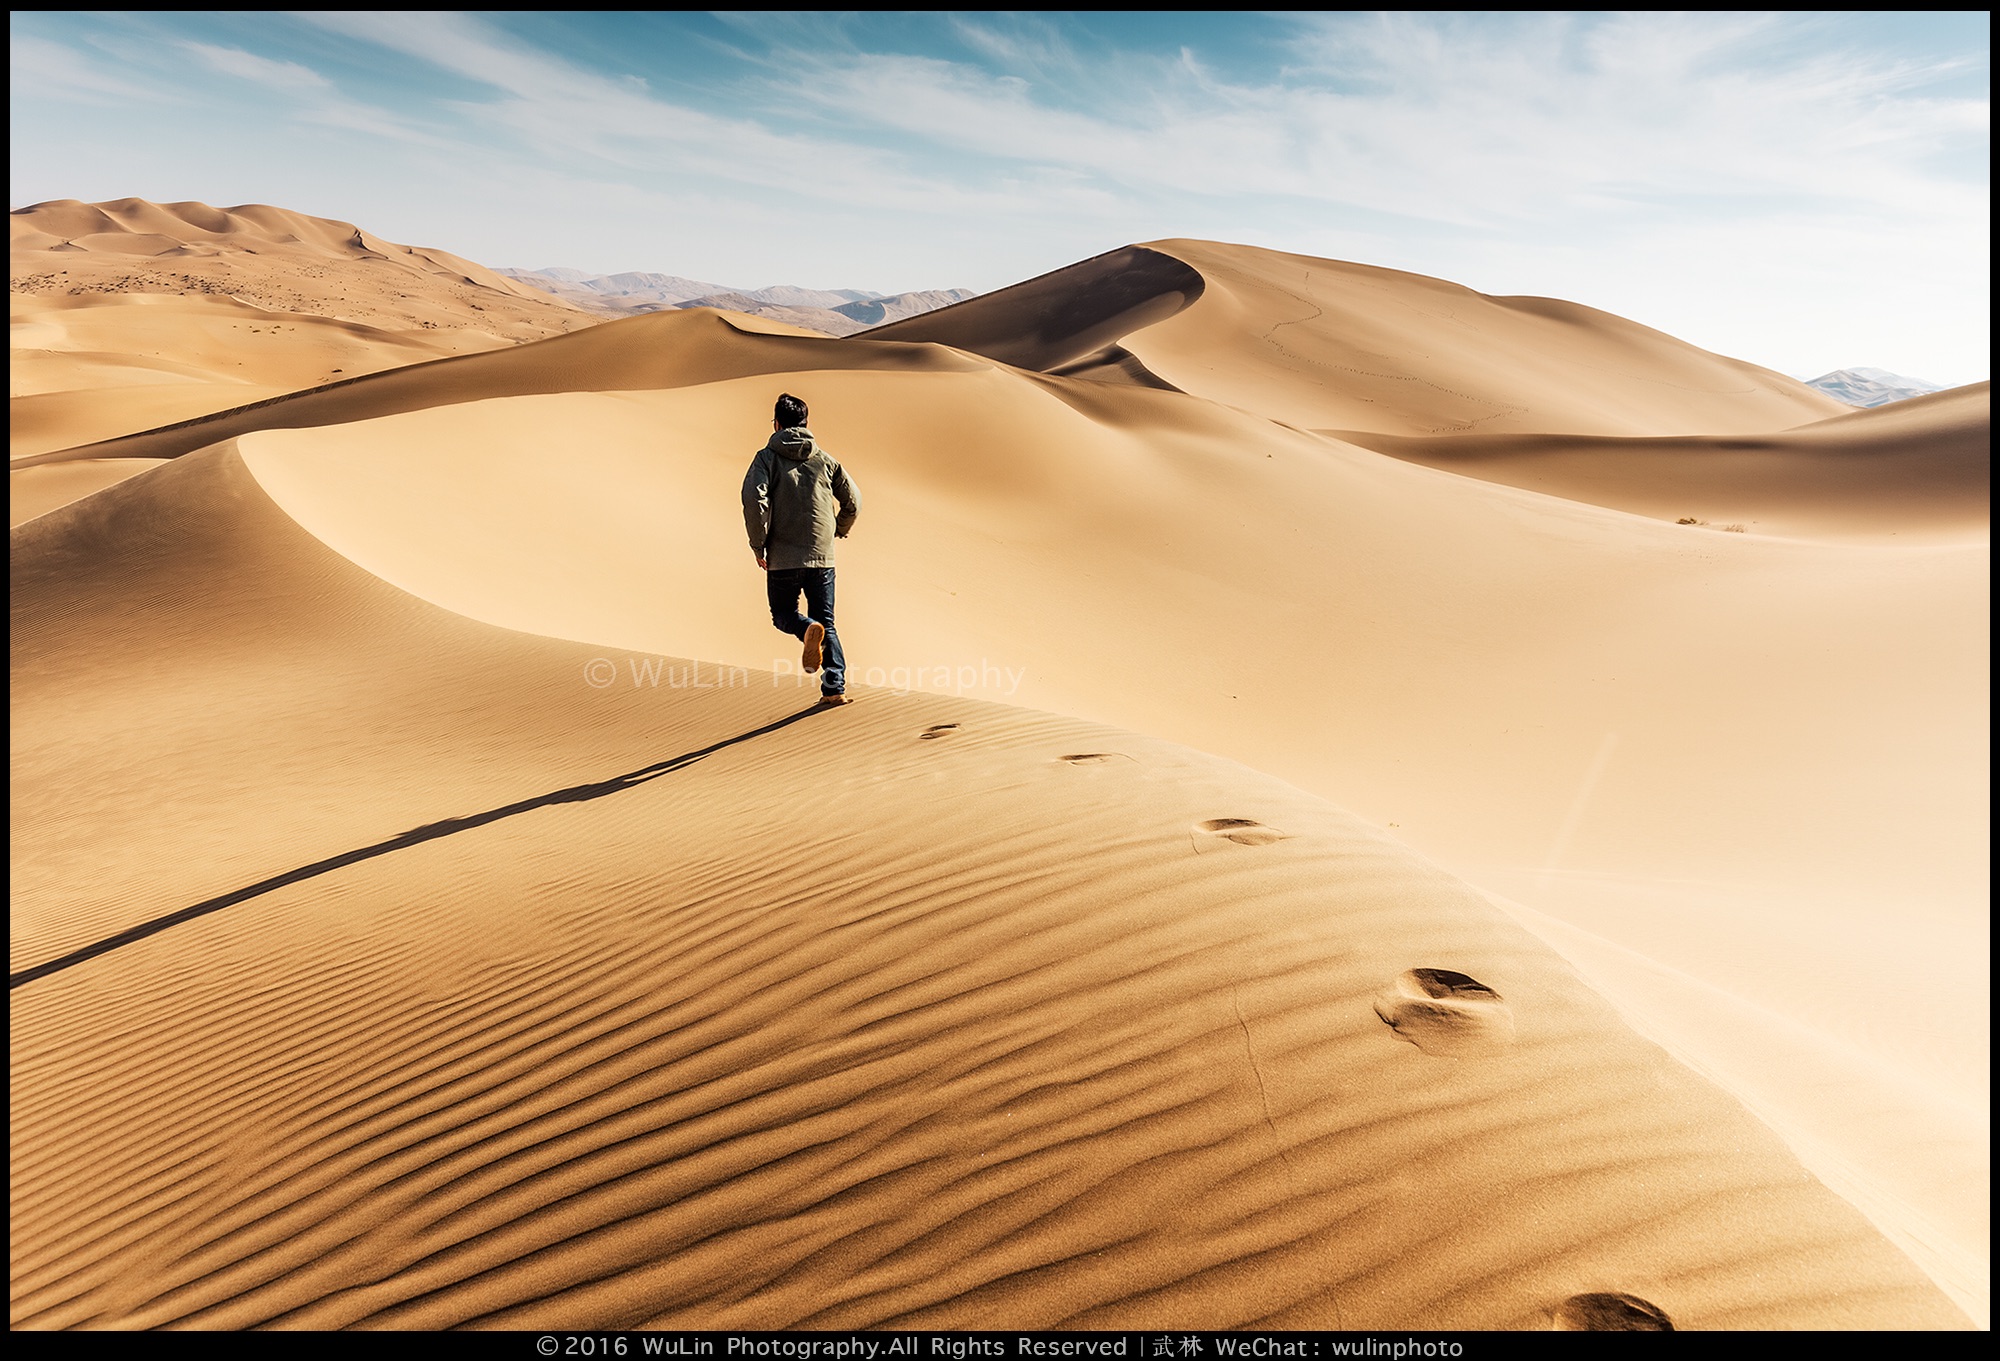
[758,11,1986,232]
[10,33,157,105]
[10,11,1986,379]
[943,12,1088,76]
[178,37,453,148]
[182,42,331,93]
[292,10,1119,219]
[709,10,1985,379]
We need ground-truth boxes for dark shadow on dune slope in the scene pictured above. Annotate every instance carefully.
[857,244,1204,380]
[8,704,833,991]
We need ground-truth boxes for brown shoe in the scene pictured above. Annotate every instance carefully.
[801,621,825,673]
[817,693,853,706]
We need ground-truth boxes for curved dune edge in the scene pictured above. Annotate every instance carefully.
[10,448,1969,1329]
[863,237,1846,438]
[859,244,1205,378]
[8,289,540,463]
[9,308,978,468]
[1318,381,1991,543]
[1126,239,1847,437]
[9,458,164,527]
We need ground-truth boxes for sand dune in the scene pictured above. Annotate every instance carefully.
[10,198,599,469]
[1326,381,1991,542]
[10,290,467,462]
[867,239,1848,437]
[11,198,574,318]
[10,308,977,469]
[229,362,1990,1322]
[10,449,1967,1328]
[10,223,1987,1328]
[861,245,1206,381]
[226,361,1986,918]
[8,457,162,528]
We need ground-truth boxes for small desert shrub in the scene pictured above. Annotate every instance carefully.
[1676,517,1701,525]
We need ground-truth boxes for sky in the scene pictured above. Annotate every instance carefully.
[9,10,1990,385]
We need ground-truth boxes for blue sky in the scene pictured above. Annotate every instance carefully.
[10,11,1990,385]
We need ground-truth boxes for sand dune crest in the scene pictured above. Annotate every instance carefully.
[1325,380,1990,542]
[9,197,606,476]
[12,307,981,467]
[865,237,1847,438]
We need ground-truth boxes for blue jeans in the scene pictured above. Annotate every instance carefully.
[766,567,846,695]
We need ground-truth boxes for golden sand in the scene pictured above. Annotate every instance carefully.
[11,202,1985,1328]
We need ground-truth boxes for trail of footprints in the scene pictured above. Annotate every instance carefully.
[1370,975,1672,1325]
[919,722,1667,1327]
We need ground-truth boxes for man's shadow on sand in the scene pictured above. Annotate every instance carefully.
[11,703,834,991]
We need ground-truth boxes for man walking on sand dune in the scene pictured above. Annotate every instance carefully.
[743,392,861,706]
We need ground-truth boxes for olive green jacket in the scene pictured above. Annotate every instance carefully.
[741,427,861,570]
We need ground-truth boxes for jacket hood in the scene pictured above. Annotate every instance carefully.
[765,427,818,462]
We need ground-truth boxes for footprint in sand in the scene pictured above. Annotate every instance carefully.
[1056,752,1130,765]
[1554,1292,1674,1331]
[917,724,960,741]
[1373,967,1516,1056]
[1191,817,1291,852]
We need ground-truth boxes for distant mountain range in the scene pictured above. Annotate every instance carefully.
[497,266,974,337]
[1804,367,1949,408]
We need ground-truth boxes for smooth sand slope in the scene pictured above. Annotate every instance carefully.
[1327,382,1991,543]
[865,240,1849,437]
[10,449,1967,1329]
[10,308,981,469]
[11,230,1987,1325]
[225,363,1989,1325]
[10,198,597,477]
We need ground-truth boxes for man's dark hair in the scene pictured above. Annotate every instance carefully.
[775,393,809,429]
